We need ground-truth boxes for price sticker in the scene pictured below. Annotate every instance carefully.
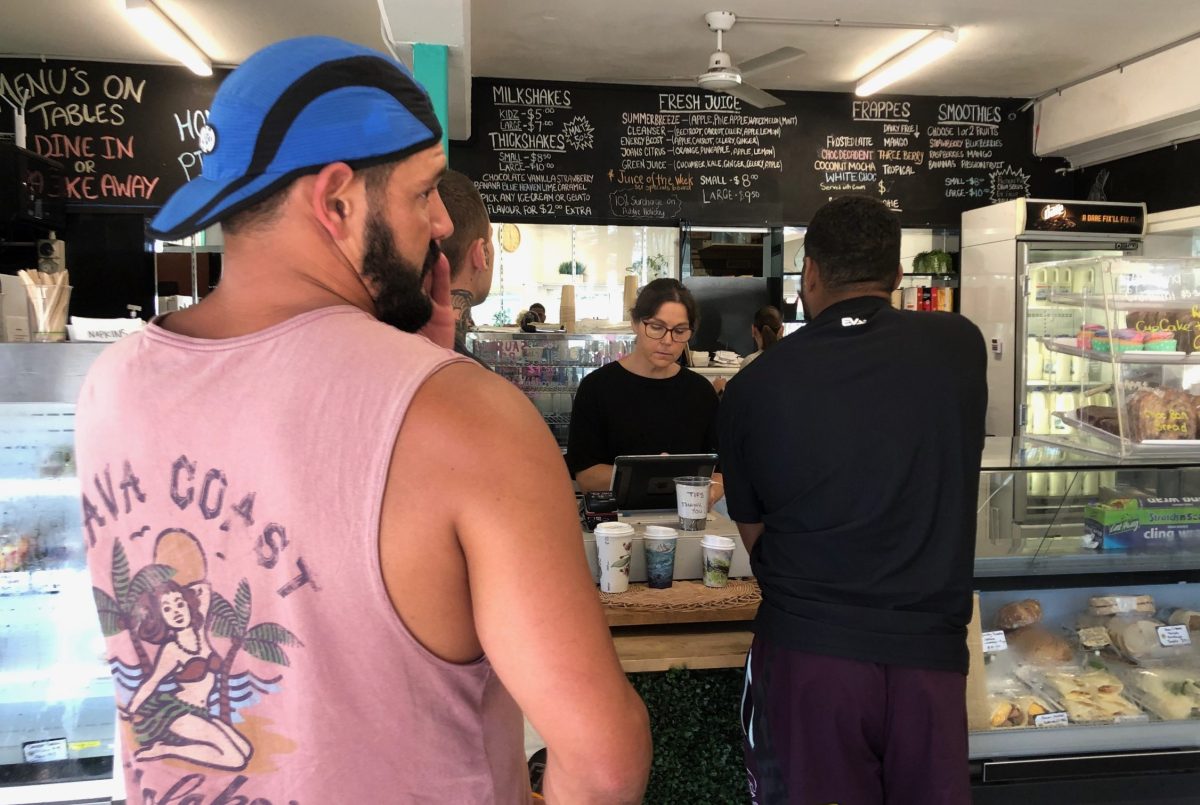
[1033,712,1069,727]
[1115,714,1150,724]
[1157,624,1192,647]
[22,738,67,763]
[1077,626,1111,649]
[981,630,1008,653]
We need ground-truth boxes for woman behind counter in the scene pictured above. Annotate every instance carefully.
[566,279,722,500]
[741,305,785,367]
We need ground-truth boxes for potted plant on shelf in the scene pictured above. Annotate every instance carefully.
[628,253,669,281]
[912,250,954,275]
[558,260,587,277]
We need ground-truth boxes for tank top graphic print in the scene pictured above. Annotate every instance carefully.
[75,306,530,804]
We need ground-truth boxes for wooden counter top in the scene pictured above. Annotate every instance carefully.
[611,624,753,673]
[601,580,758,672]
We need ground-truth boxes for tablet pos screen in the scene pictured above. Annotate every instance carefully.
[610,454,718,511]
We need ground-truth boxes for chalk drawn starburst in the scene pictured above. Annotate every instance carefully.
[988,165,1031,204]
[562,115,595,150]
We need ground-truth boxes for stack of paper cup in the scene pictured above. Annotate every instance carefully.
[594,521,634,593]
[560,284,576,334]
[622,275,638,321]
[642,525,678,589]
[700,535,736,588]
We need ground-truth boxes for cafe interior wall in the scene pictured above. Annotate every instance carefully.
[781,228,961,276]
[474,222,679,326]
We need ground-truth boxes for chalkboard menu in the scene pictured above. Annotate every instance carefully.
[0,59,226,209]
[451,78,1071,227]
[0,61,1072,225]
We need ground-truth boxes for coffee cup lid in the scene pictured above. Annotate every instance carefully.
[594,521,635,536]
[700,535,736,550]
[643,525,678,538]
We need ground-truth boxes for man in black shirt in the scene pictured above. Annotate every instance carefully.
[719,196,986,805]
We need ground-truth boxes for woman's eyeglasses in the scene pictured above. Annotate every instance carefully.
[642,320,693,342]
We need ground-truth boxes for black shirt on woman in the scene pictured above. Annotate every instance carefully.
[565,361,719,478]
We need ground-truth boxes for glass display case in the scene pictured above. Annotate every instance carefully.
[465,330,637,447]
[1025,255,1200,458]
[970,437,1200,784]
[0,344,117,803]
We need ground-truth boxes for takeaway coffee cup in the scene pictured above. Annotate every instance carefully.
[594,521,635,593]
[642,525,678,589]
[674,476,711,531]
[701,534,736,588]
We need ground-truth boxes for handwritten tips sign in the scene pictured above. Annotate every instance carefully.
[0,59,224,207]
[452,78,1069,227]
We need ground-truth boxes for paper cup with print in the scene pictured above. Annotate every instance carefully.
[642,525,678,589]
[595,521,635,593]
[674,476,710,531]
[701,535,736,588]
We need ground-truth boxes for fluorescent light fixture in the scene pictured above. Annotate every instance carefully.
[855,30,957,97]
[123,0,212,77]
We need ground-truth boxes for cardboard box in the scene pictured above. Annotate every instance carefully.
[1084,495,1200,551]
[0,273,30,341]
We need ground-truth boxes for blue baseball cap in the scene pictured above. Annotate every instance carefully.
[149,36,443,240]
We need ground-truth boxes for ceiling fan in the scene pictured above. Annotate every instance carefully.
[587,11,803,109]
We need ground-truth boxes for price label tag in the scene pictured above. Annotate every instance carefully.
[1115,714,1151,724]
[22,738,67,763]
[1077,626,1111,649]
[1158,624,1192,647]
[982,630,1008,653]
[1034,712,1069,727]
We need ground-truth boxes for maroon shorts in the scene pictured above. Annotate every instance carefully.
[741,637,970,805]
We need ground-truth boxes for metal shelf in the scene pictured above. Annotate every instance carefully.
[970,719,1200,761]
[1040,336,1199,364]
[1047,291,1200,310]
[975,551,1200,579]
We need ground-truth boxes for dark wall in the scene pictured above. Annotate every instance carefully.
[61,212,155,319]
[1,212,154,320]
[1073,138,1200,211]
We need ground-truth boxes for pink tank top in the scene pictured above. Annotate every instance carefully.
[75,306,530,804]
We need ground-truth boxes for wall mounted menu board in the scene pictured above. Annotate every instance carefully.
[0,59,225,209]
[451,78,1071,227]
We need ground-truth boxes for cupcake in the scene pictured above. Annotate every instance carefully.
[1144,331,1177,351]
[1077,325,1105,349]
[1092,329,1111,352]
[1112,328,1145,352]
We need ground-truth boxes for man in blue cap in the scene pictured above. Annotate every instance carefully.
[76,36,649,805]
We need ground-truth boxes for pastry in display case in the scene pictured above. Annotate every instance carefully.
[465,330,636,447]
[0,344,116,801]
[1027,256,1200,457]
[970,438,1200,787]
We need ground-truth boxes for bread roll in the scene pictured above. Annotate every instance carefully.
[996,599,1043,631]
[1009,626,1074,664]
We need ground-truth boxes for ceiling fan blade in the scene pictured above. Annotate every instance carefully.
[738,46,805,76]
[723,82,786,109]
[585,75,695,84]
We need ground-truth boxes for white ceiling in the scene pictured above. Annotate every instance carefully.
[4,0,1200,99]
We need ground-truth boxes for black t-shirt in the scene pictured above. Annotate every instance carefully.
[566,361,719,477]
[719,296,987,674]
